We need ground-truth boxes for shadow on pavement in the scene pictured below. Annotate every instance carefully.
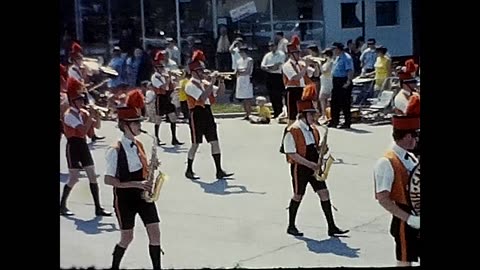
[189,178,266,196]
[344,127,372,134]
[160,145,189,154]
[333,158,358,166]
[294,236,360,258]
[63,216,118,235]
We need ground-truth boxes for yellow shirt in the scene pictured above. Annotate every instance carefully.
[178,78,189,101]
[374,56,390,88]
[258,105,272,119]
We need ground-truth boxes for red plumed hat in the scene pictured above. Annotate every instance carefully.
[188,50,206,71]
[117,89,146,121]
[287,35,301,53]
[70,42,83,59]
[406,94,420,117]
[153,50,166,66]
[66,77,85,101]
[392,95,420,130]
[297,100,316,113]
[192,50,206,62]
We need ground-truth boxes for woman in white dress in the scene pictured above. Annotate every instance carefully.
[235,46,254,119]
[319,48,334,121]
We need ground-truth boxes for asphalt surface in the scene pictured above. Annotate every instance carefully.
[60,118,417,269]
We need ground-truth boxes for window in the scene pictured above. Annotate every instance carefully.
[376,1,398,26]
[341,2,362,29]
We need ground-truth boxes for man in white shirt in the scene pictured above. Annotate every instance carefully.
[282,100,348,237]
[275,31,289,54]
[261,41,286,118]
[184,54,234,180]
[104,89,163,270]
[166,37,180,65]
[373,112,420,266]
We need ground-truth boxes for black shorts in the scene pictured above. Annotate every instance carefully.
[390,214,420,262]
[156,94,176,116]
[290,163,327,196]
[113,188,160,230]
[189,105,218,144]
[286,87,304,120]
[66,137,94,169]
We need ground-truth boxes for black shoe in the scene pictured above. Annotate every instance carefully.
[91,135,105,142]
[287,226,304,236]
[216,170,234,179]
[60,207,74,216]
[95,208,112,217]
[157,140,166,146]
[328,226,349,237]
[172,139,184,146]
[185,170,200,179]
[338,124,351,129]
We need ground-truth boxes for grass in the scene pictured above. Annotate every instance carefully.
[211,103,245,114]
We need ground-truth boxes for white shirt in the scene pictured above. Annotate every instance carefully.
[145,90,156,104]
[185,78,218,105]
[68,65,83,81]
[261,51,286,74]
[105,135,144,177]
[166,46,180,64]
[231,47,241,71]
[374,143,418,193]
[63,107,84,128]
[277,38,289,53]
[236,57,253,76]
[394,89,411,114]
[282,59,315,88]
[165,59,178,71]
[151,72,166,89]
[283,120,316,154]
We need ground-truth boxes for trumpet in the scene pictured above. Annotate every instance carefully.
[210,71,235,80]
[304,56,326,65]
[168,69,184,77]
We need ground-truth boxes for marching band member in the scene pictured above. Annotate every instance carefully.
[373,99,420,266]
[393,78,419,115]
[279,36,315,153]
[281,36,315,126]
[151,50,184,146]
[60,64,69,141]
[67,41,105,142]
[104,90,163,270]
[282,100,349,237]
[60,77,112,217]
[184,50,234,180]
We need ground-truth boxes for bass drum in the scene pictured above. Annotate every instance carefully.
[408,161,420,216]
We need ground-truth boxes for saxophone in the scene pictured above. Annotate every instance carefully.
[314,124,335,181]
[140,129,167,202]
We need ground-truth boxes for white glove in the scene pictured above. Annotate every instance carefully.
[406,215,420,229]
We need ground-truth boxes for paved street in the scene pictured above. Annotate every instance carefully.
[60,118,412,269]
